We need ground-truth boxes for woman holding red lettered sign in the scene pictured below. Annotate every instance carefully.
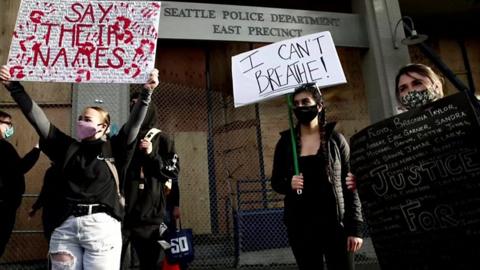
[1,64,159,270]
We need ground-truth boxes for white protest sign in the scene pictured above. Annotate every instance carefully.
[7,0,161,83]
[231,31,346,107]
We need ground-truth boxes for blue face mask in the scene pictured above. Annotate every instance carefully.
[4,126,14,139]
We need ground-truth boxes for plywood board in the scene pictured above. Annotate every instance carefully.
[465,37,480,98]
[174,132,212,234]
[0,0,21,65]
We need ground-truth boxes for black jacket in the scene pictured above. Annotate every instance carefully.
[271,122,364,237]
[124,130,179,229]
[6,82,151,223]
[0,142,40,207]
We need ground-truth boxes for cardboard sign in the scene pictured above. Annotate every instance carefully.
[350,93,480,269]
[7,0,161,83]
[231,31,346,107]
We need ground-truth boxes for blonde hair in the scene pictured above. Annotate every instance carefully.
[83,106,111,128]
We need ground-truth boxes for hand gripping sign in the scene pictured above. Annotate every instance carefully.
[7,0,161,83]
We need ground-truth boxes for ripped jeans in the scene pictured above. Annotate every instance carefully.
[49,213,122,270]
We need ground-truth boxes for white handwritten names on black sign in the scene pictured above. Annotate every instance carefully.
[350,93,480,269]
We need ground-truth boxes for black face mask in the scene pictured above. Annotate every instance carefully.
[293,105,319,124]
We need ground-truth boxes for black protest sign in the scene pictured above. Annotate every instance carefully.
[350,92,480,270]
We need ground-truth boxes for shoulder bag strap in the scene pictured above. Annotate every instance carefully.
[144,128,162,142]
[102,141,125,206]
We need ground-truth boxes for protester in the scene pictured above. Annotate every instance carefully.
[395,63,444,111]
[28,162,63,241]
[0,112,40,257]
[271,83,364,270]
[0,64,158,269]
[121,92,179,270]
[346,63,444,190]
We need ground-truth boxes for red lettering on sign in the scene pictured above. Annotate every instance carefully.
[95,47,109,68]
[65,3,84,23]
[98,3,113,23]
[109,47,125,68]
[72,42,95,67]
[59,24,76,47]
[32,42,50,67]
[51,48,68,67]
[81,4,95,23]
[42,23,59,45]
[75,24,93,46]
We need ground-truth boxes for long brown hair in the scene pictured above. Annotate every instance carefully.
[394,63,444,103]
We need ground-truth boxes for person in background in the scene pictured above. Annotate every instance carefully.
[1,64,158,269]
[121,92,179,270]
[346,63,445,190]
[271,83,364,270]
[28,162,63,241]
[163,177,187,269]
[164,179,181,232]
[395,63,444,111]
[0,111,40,257]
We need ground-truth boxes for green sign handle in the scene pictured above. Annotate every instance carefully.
[287,95,302,195]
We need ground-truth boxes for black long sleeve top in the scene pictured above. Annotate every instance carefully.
[6,82,152,221]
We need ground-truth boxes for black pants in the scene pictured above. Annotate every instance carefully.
[287,223,354,270]
[0,204,17,258]
[121,227,165,270]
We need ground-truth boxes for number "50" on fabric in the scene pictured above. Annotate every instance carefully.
[170,236,190,254]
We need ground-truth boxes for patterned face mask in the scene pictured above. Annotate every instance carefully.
[400,89,438,110]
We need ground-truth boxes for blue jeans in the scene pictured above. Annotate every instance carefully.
[49,213,122,270]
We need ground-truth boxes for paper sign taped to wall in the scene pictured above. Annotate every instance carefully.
[7,0,161,83]
[231,31,346,107]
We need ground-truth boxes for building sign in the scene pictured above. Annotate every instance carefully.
[231,31,346,107]
[158,1,368,47]
[350,93,480,269]
[7,0,160,83]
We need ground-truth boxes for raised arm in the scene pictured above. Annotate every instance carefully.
[19,144,41,174]
[0,65,51,139]
[123,69,159,145]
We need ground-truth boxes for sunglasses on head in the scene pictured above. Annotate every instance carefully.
[296,82,316,89]
[295,82,322,94]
